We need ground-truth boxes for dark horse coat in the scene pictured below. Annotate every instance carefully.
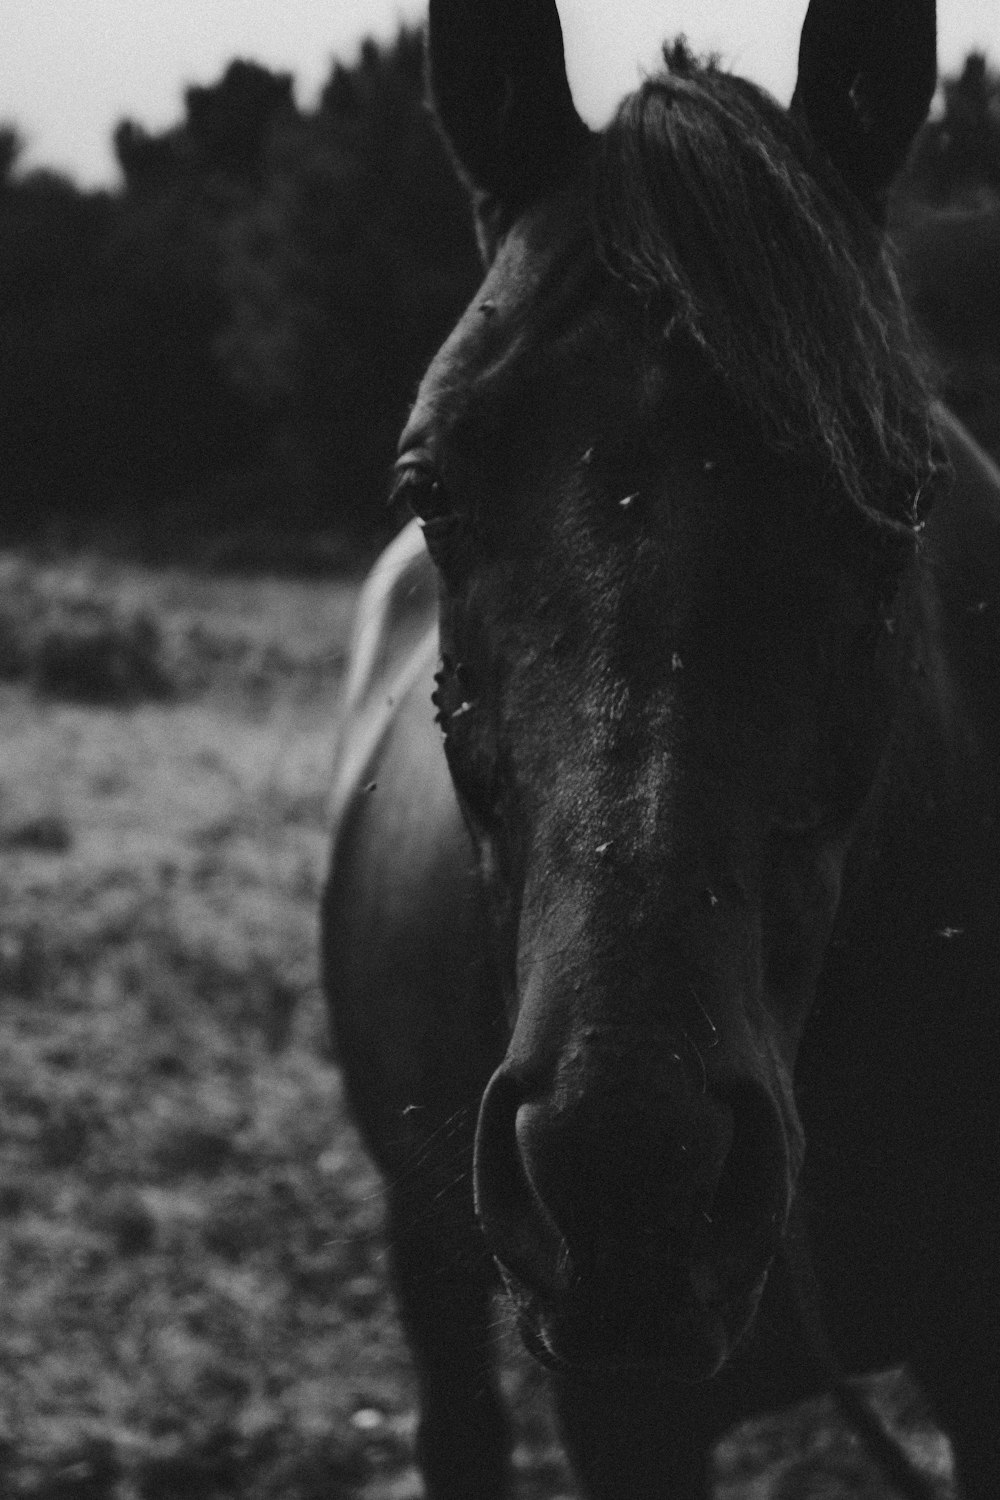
[324,1,1000,1494]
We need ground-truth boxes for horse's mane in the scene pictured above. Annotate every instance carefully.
[591,42,940,524]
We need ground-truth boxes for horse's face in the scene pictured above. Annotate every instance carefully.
[406,0,936,1377]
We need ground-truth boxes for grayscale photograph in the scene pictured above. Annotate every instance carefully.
[0,2,997,1496]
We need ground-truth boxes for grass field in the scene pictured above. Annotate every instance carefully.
[0,552,955,1500]
[0,553,472,1500]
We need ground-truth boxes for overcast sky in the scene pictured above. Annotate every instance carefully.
[2,0,999,187]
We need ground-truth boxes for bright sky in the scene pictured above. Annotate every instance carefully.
[2,0,999,187]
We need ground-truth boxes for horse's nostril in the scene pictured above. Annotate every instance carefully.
[476,1062,788,1325]
[698,1081,789,1275]
[474,1069,567,1294]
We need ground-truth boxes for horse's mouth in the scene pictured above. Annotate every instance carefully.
[500,1255,770,1383]
[490,1180,781,1380]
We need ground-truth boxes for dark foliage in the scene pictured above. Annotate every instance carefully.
[0,30,478,563]
[216,28,480,545]
[893,52,1000,458]
[0,38,997,565]
[905,53,1000,202]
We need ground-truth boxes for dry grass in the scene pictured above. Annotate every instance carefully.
[0,555,427,1500]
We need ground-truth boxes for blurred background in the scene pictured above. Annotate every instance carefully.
[0,5,997,1498]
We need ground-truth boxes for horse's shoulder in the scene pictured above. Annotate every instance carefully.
[330,520,439,825]
[907,407,1000,811]
[929,404,1000,590]
[342,518,437,721]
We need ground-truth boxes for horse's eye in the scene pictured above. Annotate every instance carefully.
[391,461,453,524]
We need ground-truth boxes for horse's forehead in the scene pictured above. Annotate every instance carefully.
[405,192,598,443]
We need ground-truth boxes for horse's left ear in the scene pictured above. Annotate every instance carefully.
[427,0,591,249]
[791,0,936,220]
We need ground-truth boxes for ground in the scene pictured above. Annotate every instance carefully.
[0,551,955,1500]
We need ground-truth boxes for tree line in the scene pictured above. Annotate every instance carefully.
[0,34,998,564]
[0,30,479,562]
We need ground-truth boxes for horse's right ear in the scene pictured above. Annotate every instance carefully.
[427,0,591,250]
[791,0,936,220]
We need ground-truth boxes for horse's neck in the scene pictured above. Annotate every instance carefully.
[925,404,1000,597]
[898,405,1000,808]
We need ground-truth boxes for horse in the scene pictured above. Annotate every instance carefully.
[323,0,1000,1494]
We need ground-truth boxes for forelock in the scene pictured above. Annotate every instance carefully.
[590,45,941,523]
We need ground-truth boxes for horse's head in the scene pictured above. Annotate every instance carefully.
[398,0,939,1379]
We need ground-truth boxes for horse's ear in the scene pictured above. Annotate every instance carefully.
[791,0,936,219]
[427,0,590,247]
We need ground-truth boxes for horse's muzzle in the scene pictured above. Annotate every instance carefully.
[474,1052,788,1379]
